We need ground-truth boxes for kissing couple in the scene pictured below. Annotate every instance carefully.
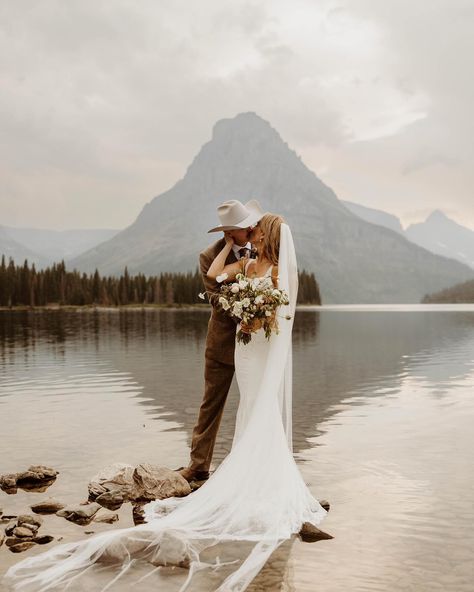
[5,199,331,592]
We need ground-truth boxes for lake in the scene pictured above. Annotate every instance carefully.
[1,305,474,591]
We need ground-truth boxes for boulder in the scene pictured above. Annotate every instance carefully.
[33,535,54,545]
[95,490,124,511]
[6,537,23,547]
[8,541,37,553]
[131,464,191,501]
[16,465,58,484]
[12,526,35,538]
[5,522,17,536]
[88,463,191,505]
[93,508,119,524]
[56,502,101,525]
[132,503,146,525]
[31,497,65,514]
[88,463,135,500]
[18,514,43,529]
[299,522,334,542]
[0,473,18,493]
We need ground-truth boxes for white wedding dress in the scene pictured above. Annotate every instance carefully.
[4,224,328,592]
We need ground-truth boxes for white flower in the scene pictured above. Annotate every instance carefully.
[241,297,251,308]
[265,310,272,317]
[198,292,206,300]
[272,289,281,297]
[216,272,228,283]
[219,296,230,310]
[254,295,264,305]
[238,279,248,289]
[231,284,240,294]
[232,302,243,318]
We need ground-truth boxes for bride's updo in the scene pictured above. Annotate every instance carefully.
[258,213,285,266]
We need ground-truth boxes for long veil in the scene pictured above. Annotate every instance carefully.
[4,223,327,592]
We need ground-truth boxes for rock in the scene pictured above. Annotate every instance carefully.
[148,532,191,568]
[17,465,58,483]
[5,522,17,536]
[95,490,124,511]
[299,522,334,543]
[33,535,54,545]
[18,514,43,528]
[31,497,65,514]
[8,541,37,553]
[0,507,2,516]
[56,502,101,525]
[16,466,58,492]
[131,464,191,501]
[0,474,18,493]
[13,526,35,538]
[88,463,135,500]
[6,537,26,547]
[319,499,330,512]
[0,532,4,548]
[93,508,119,524]
[132,503,146,525]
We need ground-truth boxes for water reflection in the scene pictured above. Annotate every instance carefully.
[1,306,474,590]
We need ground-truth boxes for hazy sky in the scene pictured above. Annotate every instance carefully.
[1,0,473,231]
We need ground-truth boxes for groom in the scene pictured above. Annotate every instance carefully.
[178,199,264,483]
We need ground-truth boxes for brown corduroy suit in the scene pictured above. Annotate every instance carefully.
[189,237,243,472]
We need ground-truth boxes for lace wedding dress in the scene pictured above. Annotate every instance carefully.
[4,224,328,592]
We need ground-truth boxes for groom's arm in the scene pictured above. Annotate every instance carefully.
[199,250,221,309]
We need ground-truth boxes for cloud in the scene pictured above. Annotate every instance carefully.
[0,0,473,229]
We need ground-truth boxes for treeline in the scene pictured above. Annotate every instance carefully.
[0,257,322,307]
[422,278,474,303]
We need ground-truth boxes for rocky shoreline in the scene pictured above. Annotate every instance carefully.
[0,463,192,555]
[1,463,331,556]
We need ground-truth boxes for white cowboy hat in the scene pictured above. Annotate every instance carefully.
[208,199,265,233]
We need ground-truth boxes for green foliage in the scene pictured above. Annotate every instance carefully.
[0,256,321,307]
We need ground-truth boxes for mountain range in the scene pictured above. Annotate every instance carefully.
[343,202,474,270]
[0,226,119,267]
[65,112,472,303]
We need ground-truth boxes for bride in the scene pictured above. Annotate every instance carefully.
[4,214,329,592]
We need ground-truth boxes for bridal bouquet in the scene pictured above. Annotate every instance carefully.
[213,271,290,344]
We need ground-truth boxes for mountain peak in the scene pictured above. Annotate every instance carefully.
[426,209,449,223]
[212,112,282,143]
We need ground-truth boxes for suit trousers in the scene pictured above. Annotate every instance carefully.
[189,355,235,472]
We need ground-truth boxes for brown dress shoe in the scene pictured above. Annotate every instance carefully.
[299,522,334,542]
[176,467,210,483]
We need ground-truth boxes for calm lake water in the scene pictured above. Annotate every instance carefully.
[1,305,474,591]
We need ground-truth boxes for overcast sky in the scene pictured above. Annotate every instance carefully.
[1,0,473,231]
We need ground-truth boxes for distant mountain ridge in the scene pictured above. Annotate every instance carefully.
[0,226,49,268]
[47,112,474,302]
[342,202,474,270]
[405,210,474,269]
[0,226,120,268]
[342,200,405,235]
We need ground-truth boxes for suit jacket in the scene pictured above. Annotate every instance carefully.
[200,238,242,365]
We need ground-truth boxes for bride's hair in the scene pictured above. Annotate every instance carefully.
[258,213,285,265]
